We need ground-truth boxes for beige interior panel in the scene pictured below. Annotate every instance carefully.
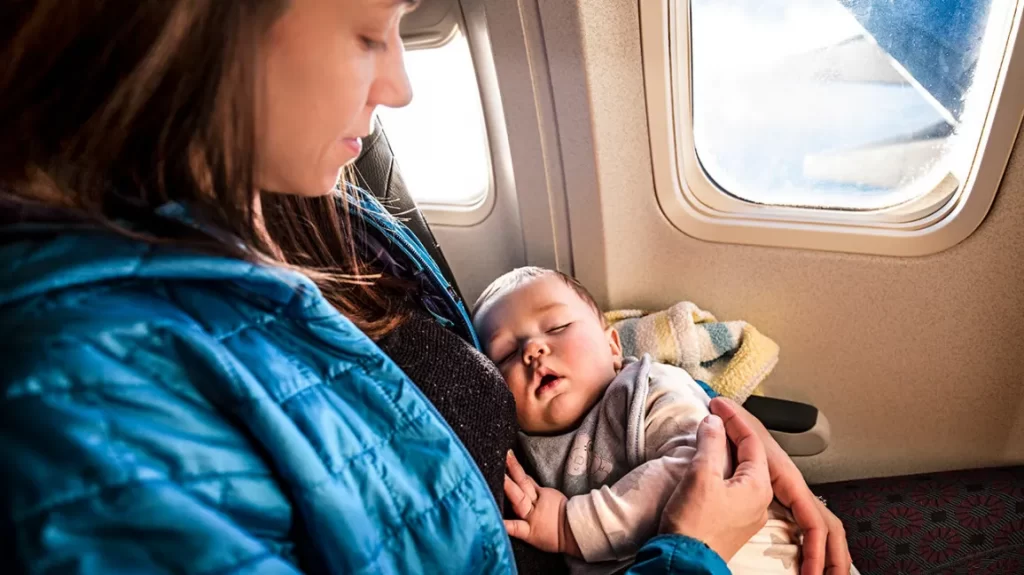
[400,0,460,48]
[423,0,528,301]
[540,0,1024,484]
[428,0,574,302]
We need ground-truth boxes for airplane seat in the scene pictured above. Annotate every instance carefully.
[352,116,463,303]
[353,120,1024,575]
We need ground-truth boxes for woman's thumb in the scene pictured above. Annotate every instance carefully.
[692,414,728,478]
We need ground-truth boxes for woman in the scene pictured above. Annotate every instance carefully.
[0,0,850,573]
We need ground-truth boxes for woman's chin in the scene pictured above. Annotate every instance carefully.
[309,168,347,196]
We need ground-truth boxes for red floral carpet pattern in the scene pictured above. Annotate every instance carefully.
[813,467,1024,574]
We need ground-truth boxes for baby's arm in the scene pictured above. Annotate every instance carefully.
[566,366,715,562]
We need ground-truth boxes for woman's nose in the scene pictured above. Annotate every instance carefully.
[370,33,413,110]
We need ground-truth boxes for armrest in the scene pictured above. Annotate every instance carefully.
[743,396,831,456]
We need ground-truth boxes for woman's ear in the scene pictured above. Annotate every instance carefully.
[606,326,623,370]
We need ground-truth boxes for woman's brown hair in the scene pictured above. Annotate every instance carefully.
[0,1,409,337]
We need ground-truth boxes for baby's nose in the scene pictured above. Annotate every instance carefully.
[523,341,549,364]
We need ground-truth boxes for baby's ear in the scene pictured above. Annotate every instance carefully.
[606,326,623,369]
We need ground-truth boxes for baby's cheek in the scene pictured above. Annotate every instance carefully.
[506,376,529,405]
[515,403,542,432]
[510,385,532,416]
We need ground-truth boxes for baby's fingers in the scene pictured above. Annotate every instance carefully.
[504,475,534,519]
[506,450,539,499]
[506,450,528,482]
[504,519,531,542]
[504,474,524,503]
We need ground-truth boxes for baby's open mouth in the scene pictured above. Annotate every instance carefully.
[536,374,563,397]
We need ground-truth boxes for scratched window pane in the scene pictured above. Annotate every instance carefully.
[690,0,1002,209]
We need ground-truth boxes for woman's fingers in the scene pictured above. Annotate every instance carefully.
[821,502,852,575]
[708,398,852,572]
[711,398,758,461]
[504,519,531,541]
[713,399,769,489]
[826,564,853,575]
[661,407,776,561]
[799,524,827,575]
[824,537,852,575]
[790,496,826,575]
[690,414,728,479]
[708,396,740,419]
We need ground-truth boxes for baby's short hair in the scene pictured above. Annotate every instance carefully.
[472,266,604,326]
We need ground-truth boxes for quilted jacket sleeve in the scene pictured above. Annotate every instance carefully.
[0,331,303,575]
[627,535,731,575]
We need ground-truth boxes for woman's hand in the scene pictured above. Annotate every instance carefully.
[659,405,773,562]
[713,397,853,575]
[503,450,582,557]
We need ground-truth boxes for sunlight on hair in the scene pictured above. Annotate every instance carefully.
[375,32,490,207]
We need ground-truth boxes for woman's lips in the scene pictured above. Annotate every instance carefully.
[342,137,362,156]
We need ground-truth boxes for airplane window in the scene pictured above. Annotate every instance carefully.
[689,0,1008,210]
[375,32,491,208]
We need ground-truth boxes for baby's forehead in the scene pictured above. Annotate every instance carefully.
[501,275,581,311]
[478,275,580,326]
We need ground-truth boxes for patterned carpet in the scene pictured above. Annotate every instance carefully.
[813,467,1024,574]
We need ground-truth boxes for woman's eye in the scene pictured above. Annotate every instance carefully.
[360,36,388,52]
[547,323,570,334]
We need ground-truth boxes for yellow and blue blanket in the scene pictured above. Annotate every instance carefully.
[606,302,778,403]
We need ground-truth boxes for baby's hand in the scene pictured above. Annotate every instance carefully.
[503,451,581,557]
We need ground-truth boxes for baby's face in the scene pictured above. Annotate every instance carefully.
[476,275,622,434]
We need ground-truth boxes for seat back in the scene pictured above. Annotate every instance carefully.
[353,117,465,304]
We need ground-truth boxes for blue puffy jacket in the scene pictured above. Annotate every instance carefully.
[0,193,729,574]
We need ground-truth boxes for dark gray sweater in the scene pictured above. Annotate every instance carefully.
[376,311,569,575]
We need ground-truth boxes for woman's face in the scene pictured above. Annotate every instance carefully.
[256,0,415,196]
